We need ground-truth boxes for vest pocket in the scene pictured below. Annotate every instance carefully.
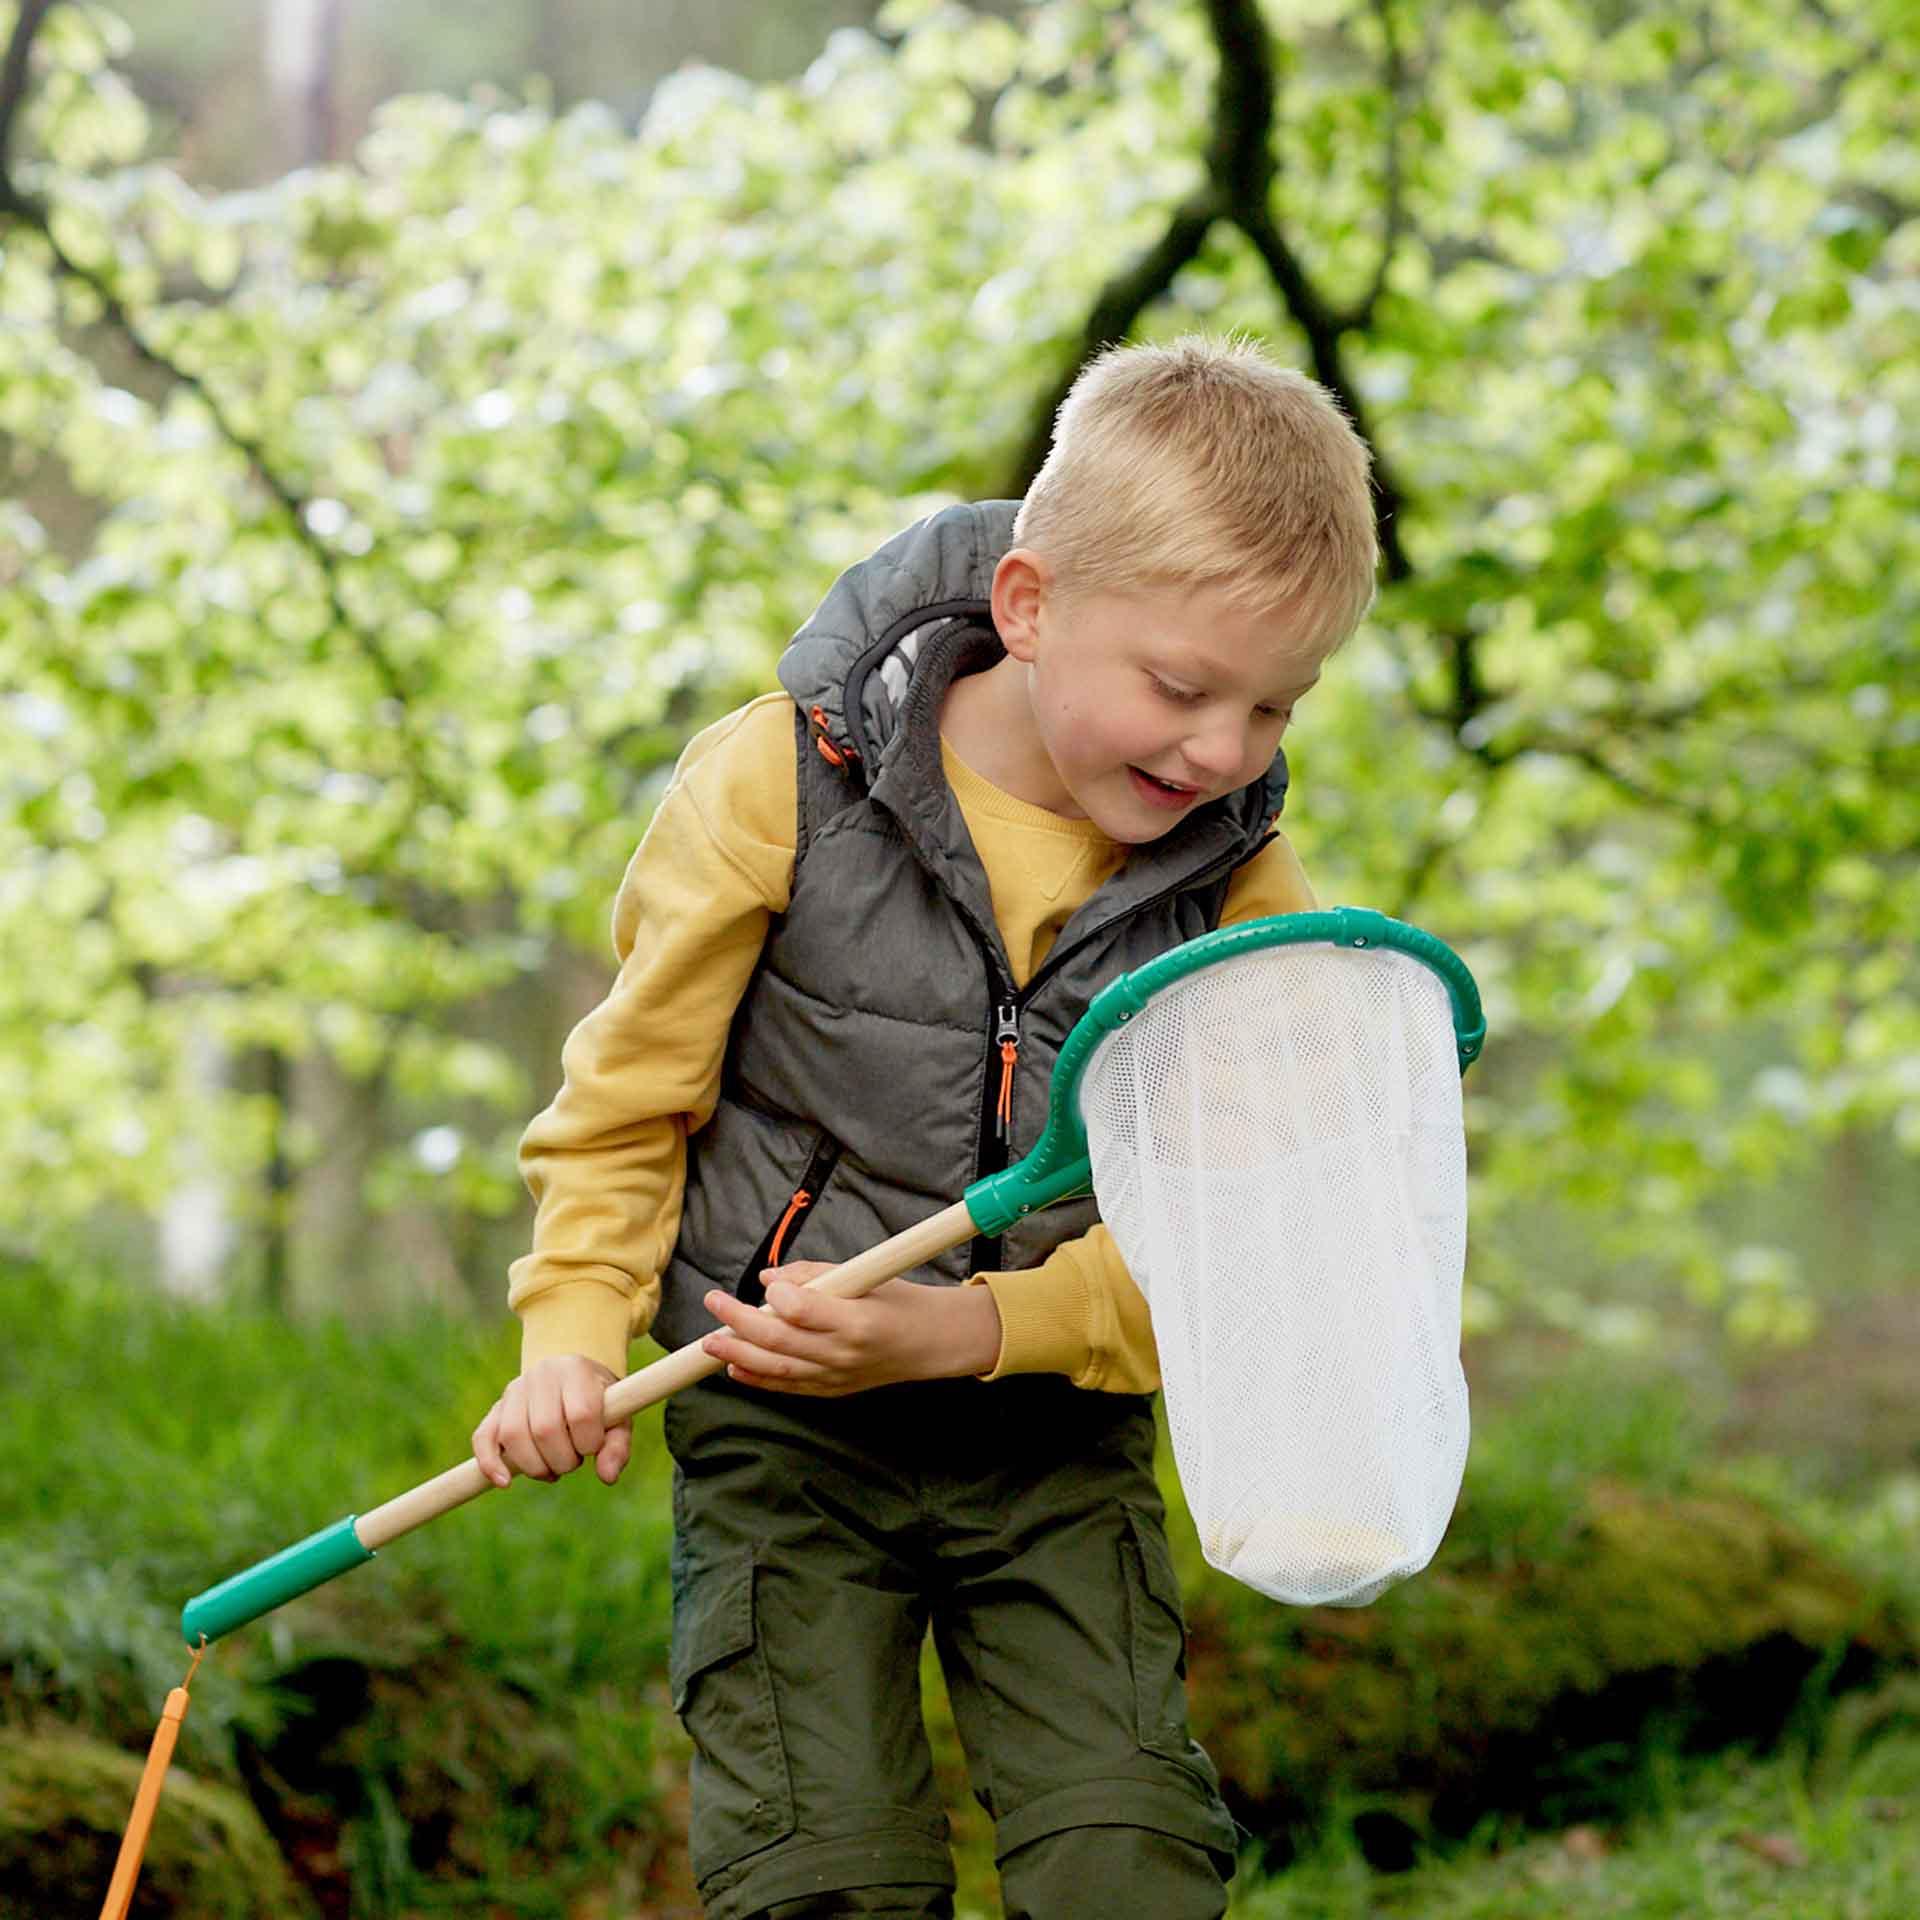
[670,1548,797,1881]
[734,1130,844,1305]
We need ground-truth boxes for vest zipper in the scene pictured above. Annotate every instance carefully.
[993,1003,1020,1144]
[967,957,1021,1275]
[735,1131,844,1306]
[963,841,1260,1276]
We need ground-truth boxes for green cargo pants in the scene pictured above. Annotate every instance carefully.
[663,1373,1237,1920]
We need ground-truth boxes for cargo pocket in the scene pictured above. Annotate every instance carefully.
[1120,1505,1194,1760]
[670,1548,796,1882]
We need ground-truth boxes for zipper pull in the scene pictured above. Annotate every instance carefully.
[994,1003,1020,1143]
[768,1189,812,1268]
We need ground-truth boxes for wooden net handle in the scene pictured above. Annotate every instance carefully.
[356,1199,977,1550]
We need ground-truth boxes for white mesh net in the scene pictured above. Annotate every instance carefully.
[1082,942,1470,1607]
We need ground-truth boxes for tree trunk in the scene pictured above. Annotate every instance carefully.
[263,0,348,172]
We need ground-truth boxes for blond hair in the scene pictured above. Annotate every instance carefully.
[1012,334,1379,651]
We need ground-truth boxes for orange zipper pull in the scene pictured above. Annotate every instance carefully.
[994,1004,1020,1142]
[767,1189,812,1268]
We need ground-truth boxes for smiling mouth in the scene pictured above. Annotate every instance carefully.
[1129,767,1201,802]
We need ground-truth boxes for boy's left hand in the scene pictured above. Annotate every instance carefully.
[701,1265,1001,1395]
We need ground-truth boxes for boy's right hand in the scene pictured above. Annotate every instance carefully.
[471,1356,631,1488]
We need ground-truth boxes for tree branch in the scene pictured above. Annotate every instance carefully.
[1388,824,1459,922]
[1007,0,1418,602]
[1486,732,1719,828]
[1199,0,1276,209]
[1341,0,1407,333]
[0,0,53,205]
[1200,0,1413,587]
[1007,195,1220,490]
[1234,201,1411,586]
[0,0,452,814]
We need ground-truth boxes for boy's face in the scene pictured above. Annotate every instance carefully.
[992,553,1329,845]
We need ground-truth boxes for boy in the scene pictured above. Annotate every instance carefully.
[473,336,1379,1918]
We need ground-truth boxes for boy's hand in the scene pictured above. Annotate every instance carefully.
[702,1266,1002,1396]
[472,1355,632,1488]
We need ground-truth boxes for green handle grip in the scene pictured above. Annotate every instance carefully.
[965,1153,1094,1238]
[181,1514,375,1645]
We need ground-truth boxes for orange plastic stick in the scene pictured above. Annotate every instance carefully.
[98,1642,205,1920]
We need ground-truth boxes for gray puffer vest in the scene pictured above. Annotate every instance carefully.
[651,501,1289,1355]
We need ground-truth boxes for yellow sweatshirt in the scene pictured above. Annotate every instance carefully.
[510,692,1317,1390]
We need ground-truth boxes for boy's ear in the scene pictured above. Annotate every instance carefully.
[990,549,1048,663]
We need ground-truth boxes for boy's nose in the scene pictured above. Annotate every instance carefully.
[1181,719,1250,782]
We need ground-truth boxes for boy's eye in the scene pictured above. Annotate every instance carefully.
[1150,673,1294,724]
[1148,674,1201,704]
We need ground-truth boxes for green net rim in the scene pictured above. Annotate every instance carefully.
[965,908,1485,1235]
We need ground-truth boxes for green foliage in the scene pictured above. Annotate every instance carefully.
[1,4,1915,1335]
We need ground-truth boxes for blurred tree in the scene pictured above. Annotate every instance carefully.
[1,0,1914,1333]
[114,0,966,187]
[260,0,347,173]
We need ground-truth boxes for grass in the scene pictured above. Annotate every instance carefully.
[1228,1717,1920,1917]
[1,1263,679,1690]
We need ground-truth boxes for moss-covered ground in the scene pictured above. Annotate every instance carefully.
[1230,1691,1920,1918]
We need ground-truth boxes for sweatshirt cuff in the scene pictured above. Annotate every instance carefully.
[970,1262,1093,1382]
[514,1274,637,1378]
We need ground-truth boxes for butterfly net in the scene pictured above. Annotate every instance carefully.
[1081,942,1470,1607]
